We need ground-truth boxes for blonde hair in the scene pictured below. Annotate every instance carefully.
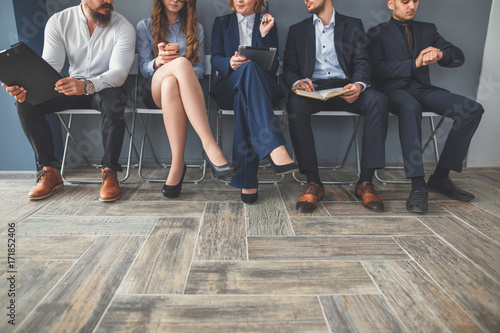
[228,0,266,13]
[151,0,200,64]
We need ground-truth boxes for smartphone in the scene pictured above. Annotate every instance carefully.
[165,43,179,52]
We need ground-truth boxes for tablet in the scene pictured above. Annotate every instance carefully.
[0,41,63,105]
[238,46,277,71]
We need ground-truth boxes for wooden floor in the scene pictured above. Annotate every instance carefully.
[1,166,499,332]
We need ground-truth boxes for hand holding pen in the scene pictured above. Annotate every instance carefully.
[295,78,316,92]
[259,13,274,38]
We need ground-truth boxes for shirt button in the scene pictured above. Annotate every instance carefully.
[328,72,331,74]
[323,46,325,48]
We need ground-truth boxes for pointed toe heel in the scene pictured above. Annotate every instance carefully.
[203,150,239,180]
[162,164,187,198]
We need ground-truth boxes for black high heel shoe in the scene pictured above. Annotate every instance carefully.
[241,190,258,204]
[162,164,187,198]
[202,150,240,180]
[266,156,299,175]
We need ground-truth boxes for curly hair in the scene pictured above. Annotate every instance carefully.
[228,0,266,13]
[151,0,200,64]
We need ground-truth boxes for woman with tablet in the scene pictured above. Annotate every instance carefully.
[137,0,238,198]
[211,0,298,204]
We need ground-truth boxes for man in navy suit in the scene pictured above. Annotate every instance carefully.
[284,0,388,213]
[368,0,484,213]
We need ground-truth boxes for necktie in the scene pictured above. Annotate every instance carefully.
[401,22,413,54]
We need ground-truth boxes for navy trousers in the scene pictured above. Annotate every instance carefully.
[286,79,388,183]
[17,87,127,171]
[212,62,286,189]
[387,83,484,178]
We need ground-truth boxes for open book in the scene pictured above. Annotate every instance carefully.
[291,86,355,101]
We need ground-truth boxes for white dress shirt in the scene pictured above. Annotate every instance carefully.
[237,13,256,46]
[42,5,136,92]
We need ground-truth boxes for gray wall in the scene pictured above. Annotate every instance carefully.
[0,0,36,171]
[469,0,500,167]
[0,0,494,170]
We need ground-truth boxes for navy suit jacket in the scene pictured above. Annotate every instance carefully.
[368,19,464,95]
[210,13,280,94]
[283,12,371,90]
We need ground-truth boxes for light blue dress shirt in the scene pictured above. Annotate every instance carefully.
[311,13,347,81]
[136,17,205,79]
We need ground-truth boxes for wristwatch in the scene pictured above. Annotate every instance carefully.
[83,79,95,95]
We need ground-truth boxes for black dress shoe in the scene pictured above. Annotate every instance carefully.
[162,164,187,198]
[406,186,428,213]
[241,190,258,204]
[427,176,475,201]
[266,156,299,175]
[203,150,240,180]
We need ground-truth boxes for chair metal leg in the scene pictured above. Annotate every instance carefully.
[137,113,206,183]
[216,108,286,185]
[292,115,361,185]
[58,112,136,184]
[375,115,445,184]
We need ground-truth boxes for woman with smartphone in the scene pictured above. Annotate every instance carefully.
[211,0,298,204]
[137,0,238,198]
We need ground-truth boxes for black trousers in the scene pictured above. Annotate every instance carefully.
[287,79,388,183]
[387,82,484,178]
[17,87,127,171]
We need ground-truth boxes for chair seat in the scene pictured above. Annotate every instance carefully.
[56,108,135,115]
[136,108,162,115]
[220,109,284,116]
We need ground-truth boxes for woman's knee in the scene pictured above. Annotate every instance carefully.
[160,75,180,97]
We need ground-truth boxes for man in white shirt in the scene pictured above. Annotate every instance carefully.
[3,0,135,202]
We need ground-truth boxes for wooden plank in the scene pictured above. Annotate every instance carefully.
[323,201,449,217]
[248,236,409,261]
[76,200,205,217]
[320,295,407,332]
[418,216,500,280]
[131,186,241,202]
[0,195,51,233]
[396,236,500,332]
[291,216,433,236]
[17,236,145,333]
[194,202,246,260]
[0,260,74,331]
[35,185,99,215]
[17,216,158,236]
[185,261,378,295]
[246,186,293,236]
[438,201,500,243]
[117,218,199,295]
[363,261,482,332]
[278,183,330,217]
[97,295,328,332]
[19,235,97,259]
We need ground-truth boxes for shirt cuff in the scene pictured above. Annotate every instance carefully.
[355,82,367,92]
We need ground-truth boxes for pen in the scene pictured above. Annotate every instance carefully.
[302,81,318,88]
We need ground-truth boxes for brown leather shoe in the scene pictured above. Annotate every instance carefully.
[355,181,384,212]
[99,168,120,202]
[28,166,64,200]
[296,182,324,213]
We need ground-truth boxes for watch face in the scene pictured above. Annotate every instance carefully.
[86,80,95,95]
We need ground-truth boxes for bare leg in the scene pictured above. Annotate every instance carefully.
[152,75,187,185]
[269,145,295,166]
[152,57,227,167]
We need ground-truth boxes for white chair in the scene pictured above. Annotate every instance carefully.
[374,112,446,184]
[291,111,361,185]
[55,54,139,183]
[135,55,212,183]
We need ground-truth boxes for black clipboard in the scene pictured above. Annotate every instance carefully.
[238,46,277,71]
[0,41,63,105]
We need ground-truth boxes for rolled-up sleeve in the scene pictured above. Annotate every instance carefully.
[192,23,206,79]
[136,19,156,79]
[91,19,136,91]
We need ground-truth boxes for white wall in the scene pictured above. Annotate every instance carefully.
[468,0,500,167]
